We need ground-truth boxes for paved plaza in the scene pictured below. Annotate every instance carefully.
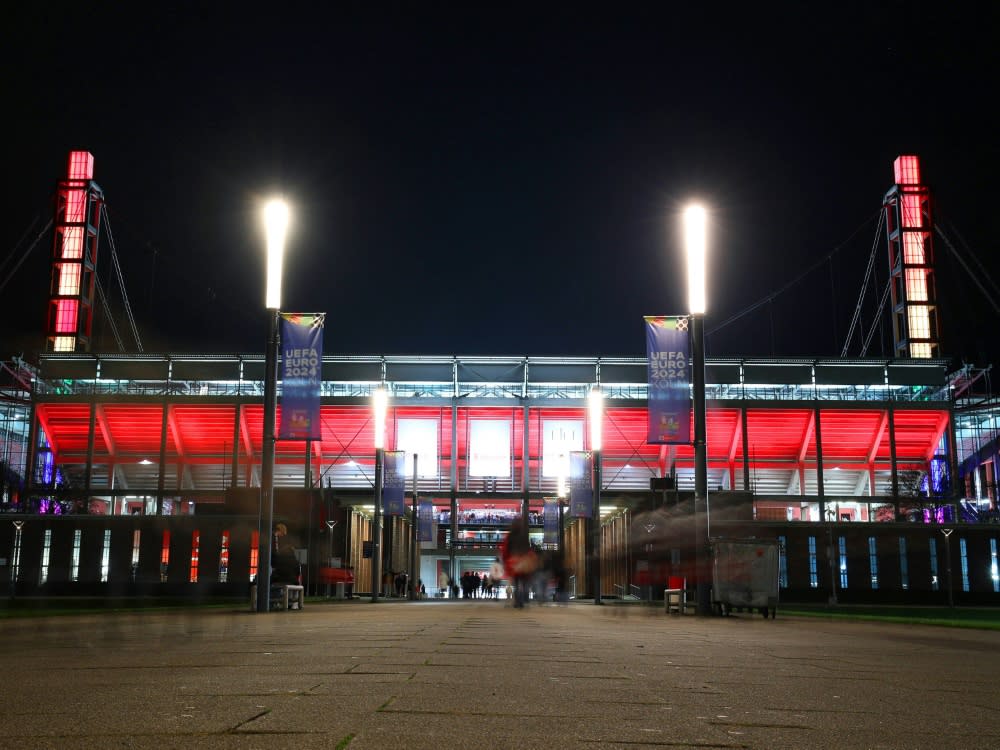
[1,600,998,749]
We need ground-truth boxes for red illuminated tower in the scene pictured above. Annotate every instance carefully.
[45,151,104,352]
[884,155,940,359]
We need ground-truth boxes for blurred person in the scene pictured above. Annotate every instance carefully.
[271,523,300,584]
[500,514,537,608]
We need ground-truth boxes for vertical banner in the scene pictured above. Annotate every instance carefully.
[279,313,325,439]
[569,451,593,518]
[644,316,692,444]
[418,499,434,543]
[543,497,560,544]
[383,450,406,516]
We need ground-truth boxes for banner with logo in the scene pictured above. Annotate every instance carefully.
[543,497,560,544]
[644,316,692,444]
[279,313,325,439]
[383,450,406,516]
[418,499,434,543]
[569,451,593,518]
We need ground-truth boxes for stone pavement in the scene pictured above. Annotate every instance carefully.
[1,599,999,749]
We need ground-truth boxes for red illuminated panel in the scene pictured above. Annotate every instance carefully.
[56,263,81,295]
[101,404,172,455]
[64,188,86,223]
[189,530,200,582]
[67,151,94,180]
[54,299,79,333]
[160,531,171,565]
[219,530,230,582]
[35,403,92,458]
[249,530,260,580]
[61,227,84,259]
[894,155,920,186]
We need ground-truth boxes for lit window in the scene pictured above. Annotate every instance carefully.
[807,536,819,588]
[71,529,82,581]
[839,536,848,589]
[960,538,970,592]
[868,536,879,590]
[39,529,52,585]
[189,530,200,583]
[929,538,939,591]
[899,537,909,591]
[100,529,111,582]
[249,530,260,582]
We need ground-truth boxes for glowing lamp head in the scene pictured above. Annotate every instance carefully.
[683,204,707,315]
[373,386,388,449]
[588,388,603,452]
[263,199,289,310]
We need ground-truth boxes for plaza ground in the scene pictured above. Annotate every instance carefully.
[1,599,998,749]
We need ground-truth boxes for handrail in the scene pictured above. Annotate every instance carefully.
[613,584,625,599]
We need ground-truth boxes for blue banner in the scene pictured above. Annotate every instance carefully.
[279,313,324,439]
[644,316,692,444]
[543,497,559,544]
[383,450,406,516]
[418,499,434,543]
[569,451,592,518]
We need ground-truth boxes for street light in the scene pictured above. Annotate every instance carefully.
[684,203,711,616]
[557,455,567,559]
[371,386,388,602]
[257,198,288,613]
[589,387,603,604]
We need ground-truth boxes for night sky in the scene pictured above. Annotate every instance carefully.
[3,4,998,366]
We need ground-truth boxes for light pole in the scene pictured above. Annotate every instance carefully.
[684,204,711,616]
[257,198,288,613]
[371,386,388,602]
[589,387,603,604]
[557,456,567,557]
[409,453,418,600]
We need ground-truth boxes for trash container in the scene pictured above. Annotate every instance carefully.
[334,582,345,600]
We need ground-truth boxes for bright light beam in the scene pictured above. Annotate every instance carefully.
[684,204,707,315]
[264,199,289,310]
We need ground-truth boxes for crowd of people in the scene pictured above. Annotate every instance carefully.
[428,514,569,606]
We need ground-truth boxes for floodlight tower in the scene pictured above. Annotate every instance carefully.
[884,155,941,358]
[46,151,103,353]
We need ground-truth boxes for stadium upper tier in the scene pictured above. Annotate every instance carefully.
[35,353,950,404]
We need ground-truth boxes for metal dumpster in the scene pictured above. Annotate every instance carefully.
[710,538,780,618]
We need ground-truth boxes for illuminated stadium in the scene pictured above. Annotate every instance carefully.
[1,153,999,606]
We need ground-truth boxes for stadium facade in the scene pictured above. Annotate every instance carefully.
[1,154,999,605]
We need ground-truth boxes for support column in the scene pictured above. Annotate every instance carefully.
[888,403,900,519]
[521,403,530,518]
[231,403,241,489]
[449,400,458,588]
[156,400,169,515]
[691,314,710,615]
[741,405,750,491]
[85,400,97,496]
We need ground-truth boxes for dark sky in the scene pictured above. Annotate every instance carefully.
[3,3,998,365]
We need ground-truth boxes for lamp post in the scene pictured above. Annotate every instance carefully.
[557,456,567,557]
[257,199,288,613]
[684,204,711,616]
[409,453,418,600]
[589,388,603,605]
[371,386,388,602]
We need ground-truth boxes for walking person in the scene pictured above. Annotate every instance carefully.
[500,513,537,608]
